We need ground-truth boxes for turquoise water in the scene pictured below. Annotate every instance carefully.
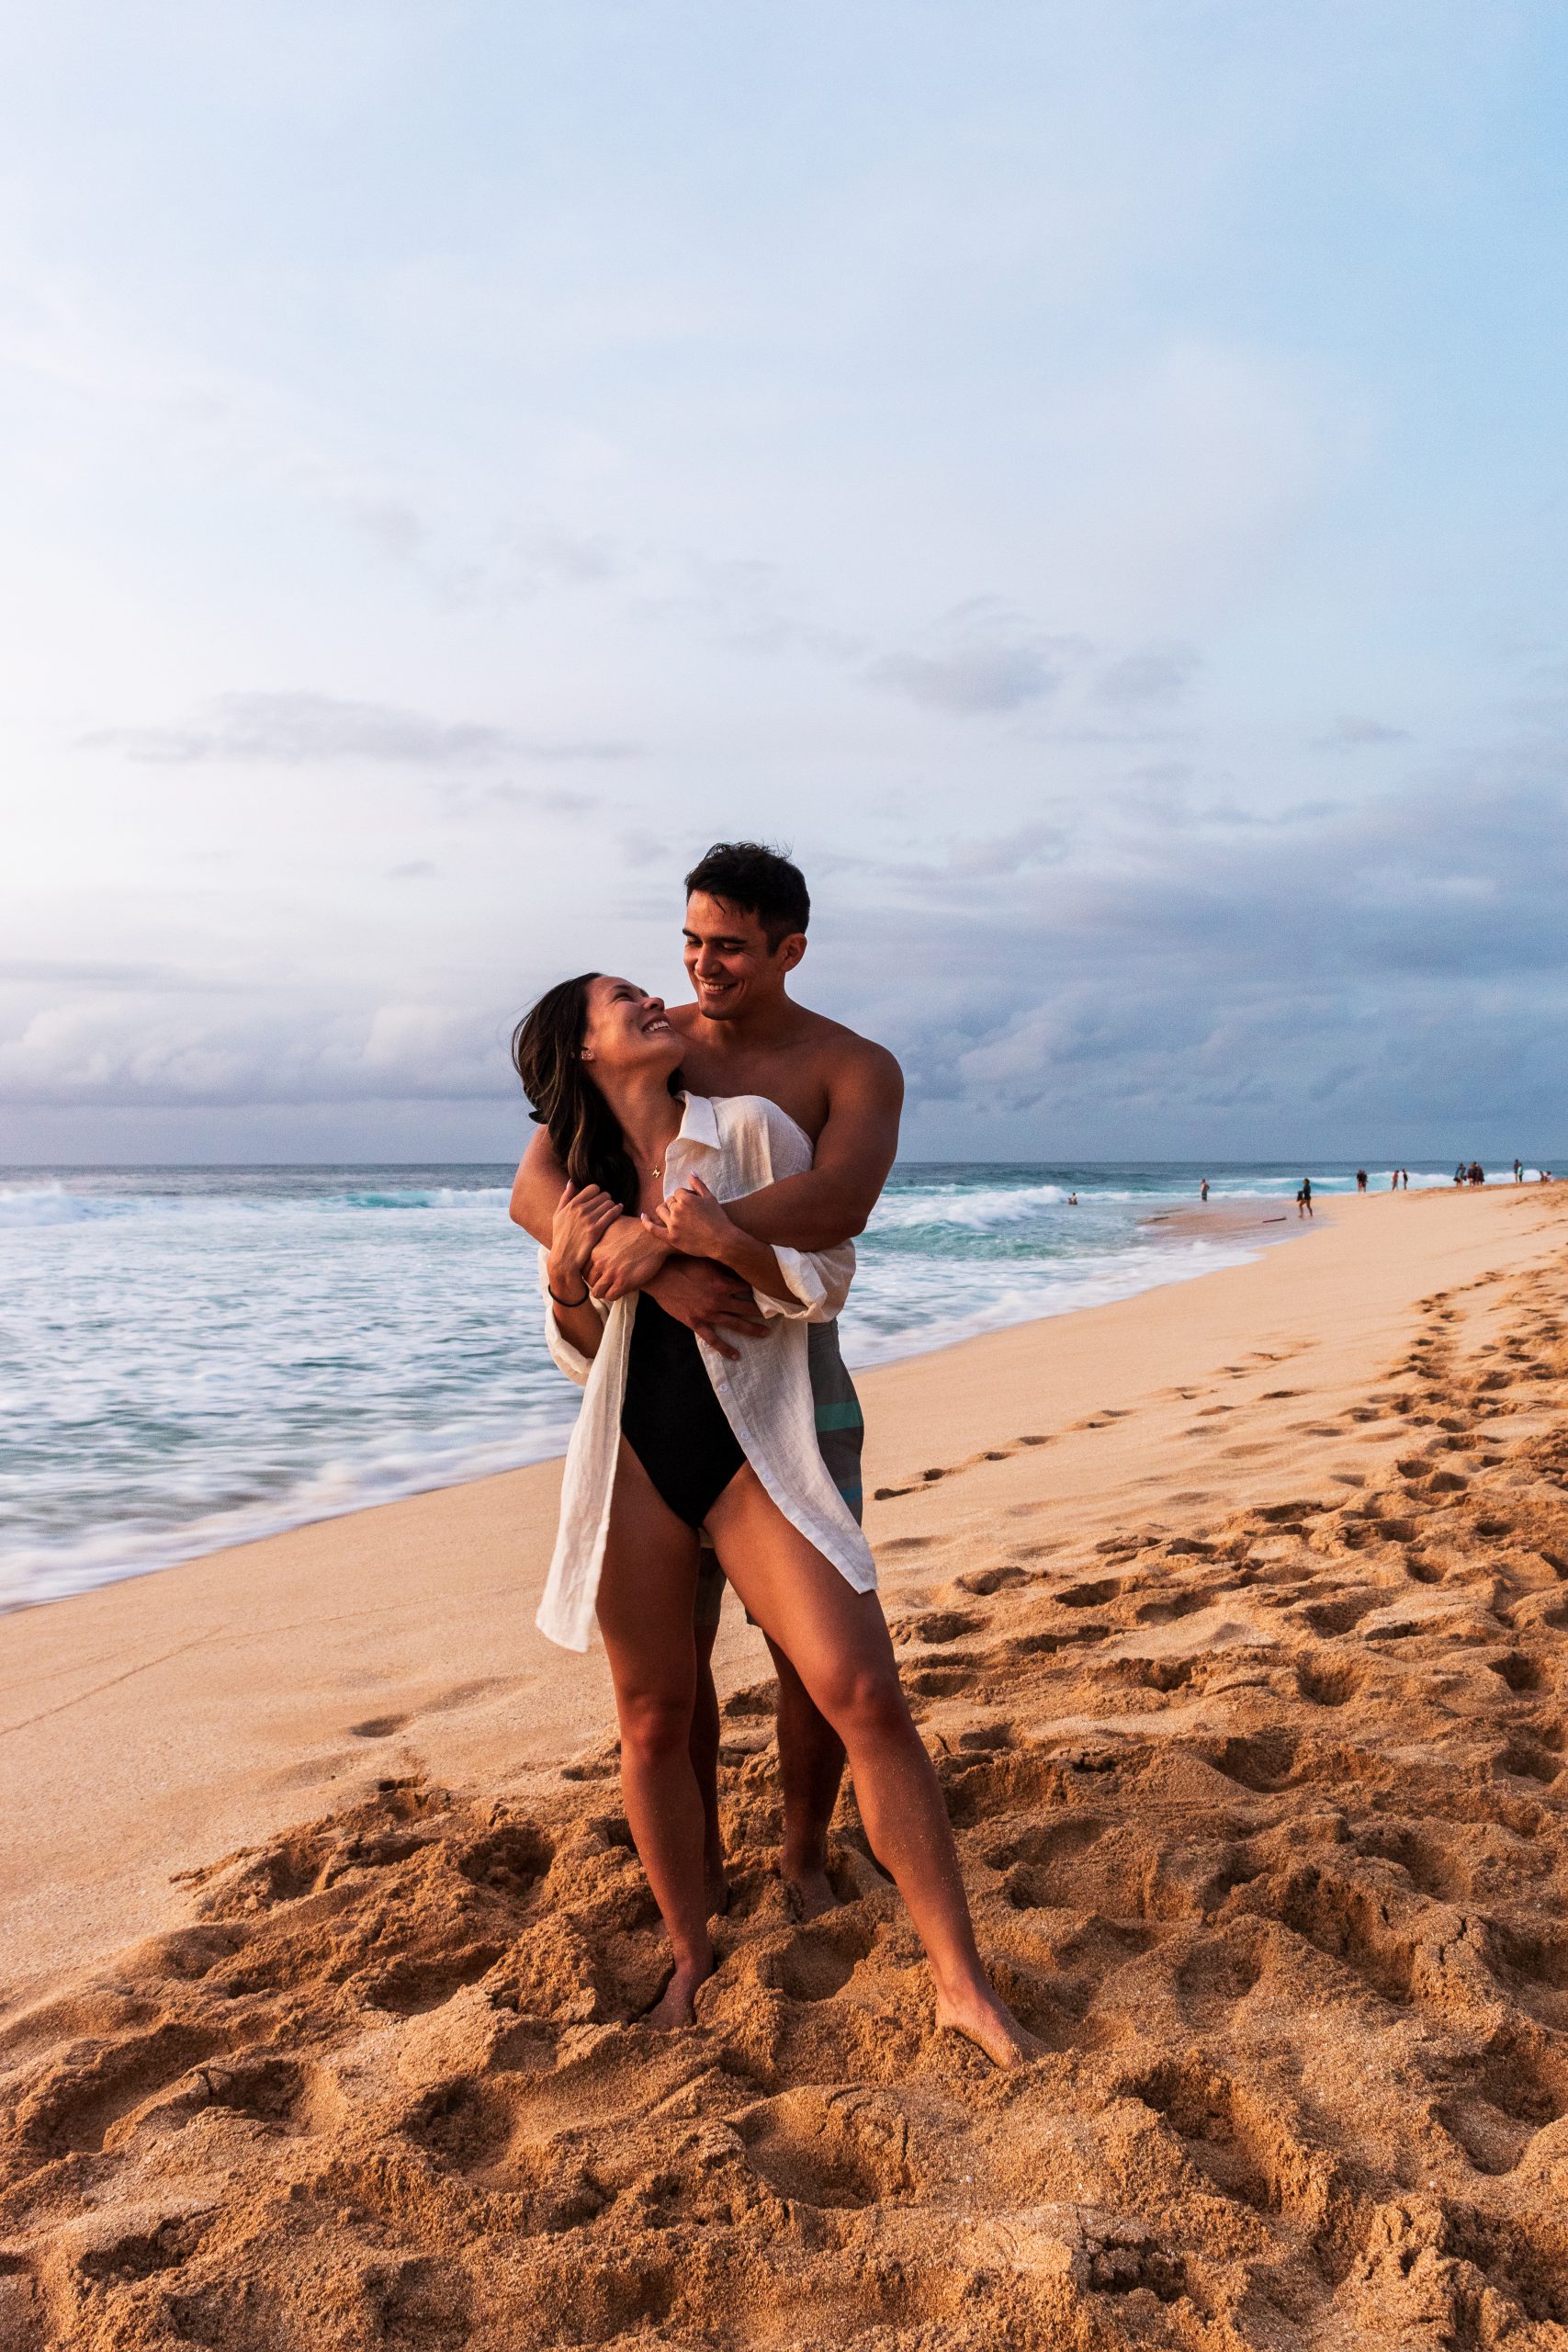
[0,1159,1487,1609]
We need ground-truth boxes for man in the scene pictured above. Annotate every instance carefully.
[511,842,903,1917]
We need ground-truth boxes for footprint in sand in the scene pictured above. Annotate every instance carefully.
[348,1713,412,1739]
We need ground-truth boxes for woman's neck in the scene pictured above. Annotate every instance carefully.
[597,1069,682,1172]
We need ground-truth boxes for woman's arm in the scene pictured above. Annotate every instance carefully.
[546,1182,620,1361]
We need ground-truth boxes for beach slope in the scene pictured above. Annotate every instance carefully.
[4,1183,1568,2347]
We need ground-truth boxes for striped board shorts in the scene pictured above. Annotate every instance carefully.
[694,1319,864,1629]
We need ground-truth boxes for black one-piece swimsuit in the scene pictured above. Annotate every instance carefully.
[620,1294,745,1529]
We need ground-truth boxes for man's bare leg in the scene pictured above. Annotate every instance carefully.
[690,1613,842,1917]
[765,1634,845,1919]
[690,1616,728,1914]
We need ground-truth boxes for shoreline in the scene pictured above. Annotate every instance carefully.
[3,1190,1303,1623]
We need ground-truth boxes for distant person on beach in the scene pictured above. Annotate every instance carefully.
[1297,1176,1313,1219]
[513,847,887,1927]
[1199,1179,1209,1202]
[1516,1159,1524,1183]
[511,953,1034,2066]
[1067,1192,1078,1204]
[1356,1169,1367,1193]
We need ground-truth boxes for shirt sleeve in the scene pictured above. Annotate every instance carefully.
[756,1239,856,1324]
[538,1247,607,1385]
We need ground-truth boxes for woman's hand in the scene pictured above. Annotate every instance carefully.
[644,1175,739,1265]
[548,1181,621,1295]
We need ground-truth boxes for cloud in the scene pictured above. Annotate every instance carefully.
[328,482,626,611]
[818,771,1568,1148]
[1313,715,1413,751]
[6,772,1562,1157]
[1093,642,1200,708]
[865,604,1073,715]
[0,958,246,994]
[0,994,514,1111]
[942,823,1070,877]
[82,693,638,769]
[862,611,1204,727]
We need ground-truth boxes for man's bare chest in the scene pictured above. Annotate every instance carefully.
[672,1034,830,1142]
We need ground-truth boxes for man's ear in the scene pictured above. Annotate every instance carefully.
[776,933,807,975]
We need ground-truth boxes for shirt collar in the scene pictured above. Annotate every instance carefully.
[673,1091,721,1153]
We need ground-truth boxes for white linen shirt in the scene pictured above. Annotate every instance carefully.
[536,1091,877,1652]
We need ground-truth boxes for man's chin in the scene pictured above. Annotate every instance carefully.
[695,992,743,1022]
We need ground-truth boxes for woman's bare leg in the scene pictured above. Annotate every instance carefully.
[596,1441,712,2026]
[705,1469,1036,2067]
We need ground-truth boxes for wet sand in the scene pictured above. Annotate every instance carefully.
[4,1182,1568,2348]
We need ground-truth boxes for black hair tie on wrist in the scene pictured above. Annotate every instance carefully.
[549,1282,592,1307]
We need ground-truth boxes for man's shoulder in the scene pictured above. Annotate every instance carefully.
[807,1011,902,1095]
[670,998,899,1086]
[784,1001,897,1071]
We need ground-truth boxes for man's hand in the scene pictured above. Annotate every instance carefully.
[642,1175,738,1264]
[648,1256,770,1361]
[587,1215,670,1302]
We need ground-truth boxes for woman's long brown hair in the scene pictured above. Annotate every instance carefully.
[511,973,643,1212]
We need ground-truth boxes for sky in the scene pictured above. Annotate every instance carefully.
[3,1,1565,1166]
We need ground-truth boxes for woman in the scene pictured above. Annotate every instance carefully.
[513,971,1034,2066]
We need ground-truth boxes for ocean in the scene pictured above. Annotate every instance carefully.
[0,1160,1481,1611]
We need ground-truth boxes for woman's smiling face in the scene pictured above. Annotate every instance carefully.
[579,975,681,1077]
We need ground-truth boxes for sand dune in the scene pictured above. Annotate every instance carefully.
[5,1185,1568,2347]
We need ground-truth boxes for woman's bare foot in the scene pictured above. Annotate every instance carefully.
[642,1951,716,2030]
[934,1983,1043,2068]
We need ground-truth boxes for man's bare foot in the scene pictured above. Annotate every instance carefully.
[783,1861,838,1921]
[934,1984,1043,2068]
[642,1952,716,2030]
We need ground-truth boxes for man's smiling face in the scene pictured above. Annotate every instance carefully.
[682,891,802,1022]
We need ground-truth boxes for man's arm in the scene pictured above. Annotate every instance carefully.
[510,1125,569,1247]
[509,1125,768,1355]
[722,1037,903,1251]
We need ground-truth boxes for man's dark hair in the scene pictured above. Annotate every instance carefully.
[683,841,809,949]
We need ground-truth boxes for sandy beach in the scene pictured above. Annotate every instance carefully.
[5,1181,1568,2348]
